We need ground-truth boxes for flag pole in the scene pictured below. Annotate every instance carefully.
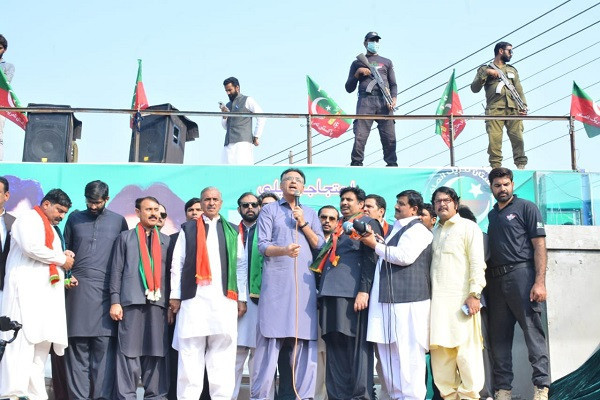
[134,111,141,162]
[306,115,313,164]
[449,115,455,167]
[569,115,577,171]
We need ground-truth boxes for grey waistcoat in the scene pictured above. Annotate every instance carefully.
[378,219,432,303]
[224,94,252,145]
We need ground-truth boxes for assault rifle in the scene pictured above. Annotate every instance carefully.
[489,63,528,113]
[356,53,395,109]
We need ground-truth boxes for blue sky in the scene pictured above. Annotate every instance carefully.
[2,0,600,171]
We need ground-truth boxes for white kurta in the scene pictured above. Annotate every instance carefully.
[0,208,68,351]
[171,215,247,349]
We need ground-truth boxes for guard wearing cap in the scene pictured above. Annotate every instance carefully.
[345,31,398,167]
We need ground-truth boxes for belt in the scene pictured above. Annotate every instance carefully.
[360,90,382,97]
[487,261,533,278]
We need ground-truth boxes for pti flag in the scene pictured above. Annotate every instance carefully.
[435,70,465,147]
[307,75,351,138]
[130,59,149,128]
[0,68,27,130]
[571,81,600,138]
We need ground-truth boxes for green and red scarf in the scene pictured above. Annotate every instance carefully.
[239,222,264,300]
[136,223,162,301]
[33,206,61,285]
[195,215,239,300]
[310,212,363,273]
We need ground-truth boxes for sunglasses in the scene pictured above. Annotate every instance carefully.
[160,212,167,219]
[241,202,259,209]
[320,215,337,222]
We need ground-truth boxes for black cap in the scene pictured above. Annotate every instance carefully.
[364,31,381,41]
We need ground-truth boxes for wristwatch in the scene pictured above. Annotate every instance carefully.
[469,292,482,300]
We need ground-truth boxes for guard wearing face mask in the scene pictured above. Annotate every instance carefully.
[345,31,398,167]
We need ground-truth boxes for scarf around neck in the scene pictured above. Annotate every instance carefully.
[135,223,162,301]
[33,206,60,285]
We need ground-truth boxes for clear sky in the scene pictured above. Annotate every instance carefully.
[2,0,600,171]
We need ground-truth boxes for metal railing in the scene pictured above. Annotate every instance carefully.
[0,106,577,169]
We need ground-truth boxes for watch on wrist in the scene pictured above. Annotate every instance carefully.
[469,292,481,300]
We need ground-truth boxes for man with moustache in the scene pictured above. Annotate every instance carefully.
[486,168,549,400]
[169,187,247,400]
[233,192,265,400]
[316,186,381,400]
[364,194,389,236]
[360,190,432,400]
[252,168,324,400]
[109,196,171,399]
[429,187,486,400]
[63,180,128,400]
[0,189,75,399]
[471,42,528,169]
[0,176,16,310]
[318,205,339,242]
[219,76,266,165]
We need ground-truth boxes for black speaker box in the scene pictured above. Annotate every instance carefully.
[22,104,82,162]
[129,103,199,163]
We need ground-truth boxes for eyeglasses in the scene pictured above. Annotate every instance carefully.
[433,198,453,205]
[160,212,168,219]
[281,176,304,184]
[320,215,337,221]
[241,202,259,209]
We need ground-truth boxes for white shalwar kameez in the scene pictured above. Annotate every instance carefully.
[366,217,431,400]
[0,209,68,400]
[171,215,247,400]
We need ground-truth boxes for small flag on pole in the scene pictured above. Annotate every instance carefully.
[435,70,465,147]
[571,81,600,138]
[306,75,351,138]
[130,59,149,129]
[0,68,28,130]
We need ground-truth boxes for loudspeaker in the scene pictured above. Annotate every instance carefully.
[129,103,199,163]
[22,104,82,162]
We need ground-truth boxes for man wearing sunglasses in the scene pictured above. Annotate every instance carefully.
[318,205,339,242]
[233,192,265,400]
[471,41,528,170]
[62,180,129,400]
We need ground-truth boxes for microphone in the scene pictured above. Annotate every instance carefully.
[342,221,354,235]
[353,219,372,235]
[294,191,301,207]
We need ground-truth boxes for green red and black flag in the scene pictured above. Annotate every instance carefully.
[306,75,351,138]
[435,70,465,147]
[130,59,149,129]
[0,68,27,130]
[571,81,600,138]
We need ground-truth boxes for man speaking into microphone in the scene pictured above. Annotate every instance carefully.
[251,168,324,400]
[313,186,381,400]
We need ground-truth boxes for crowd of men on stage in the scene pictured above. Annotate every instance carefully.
[0,166,550,400]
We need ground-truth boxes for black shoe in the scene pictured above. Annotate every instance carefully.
[351,162,363,166]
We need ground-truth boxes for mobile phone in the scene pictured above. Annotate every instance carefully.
[461,304,470,316]
[218,101,224,107]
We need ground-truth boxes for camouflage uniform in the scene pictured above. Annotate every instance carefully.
[471,64,527,168]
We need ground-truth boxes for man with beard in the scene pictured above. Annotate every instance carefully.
[169,187,247,400]
[233,192,265,400]
[63,181,129,400]
[252,168,324,400]
[220,76,266,165]
[486,168,549,400]
[315,186,381,400]
[109,196,171,399]
[471,42,528,169]
[345,32,397,167]
[318,205,339,242]
[0,189,74,399]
